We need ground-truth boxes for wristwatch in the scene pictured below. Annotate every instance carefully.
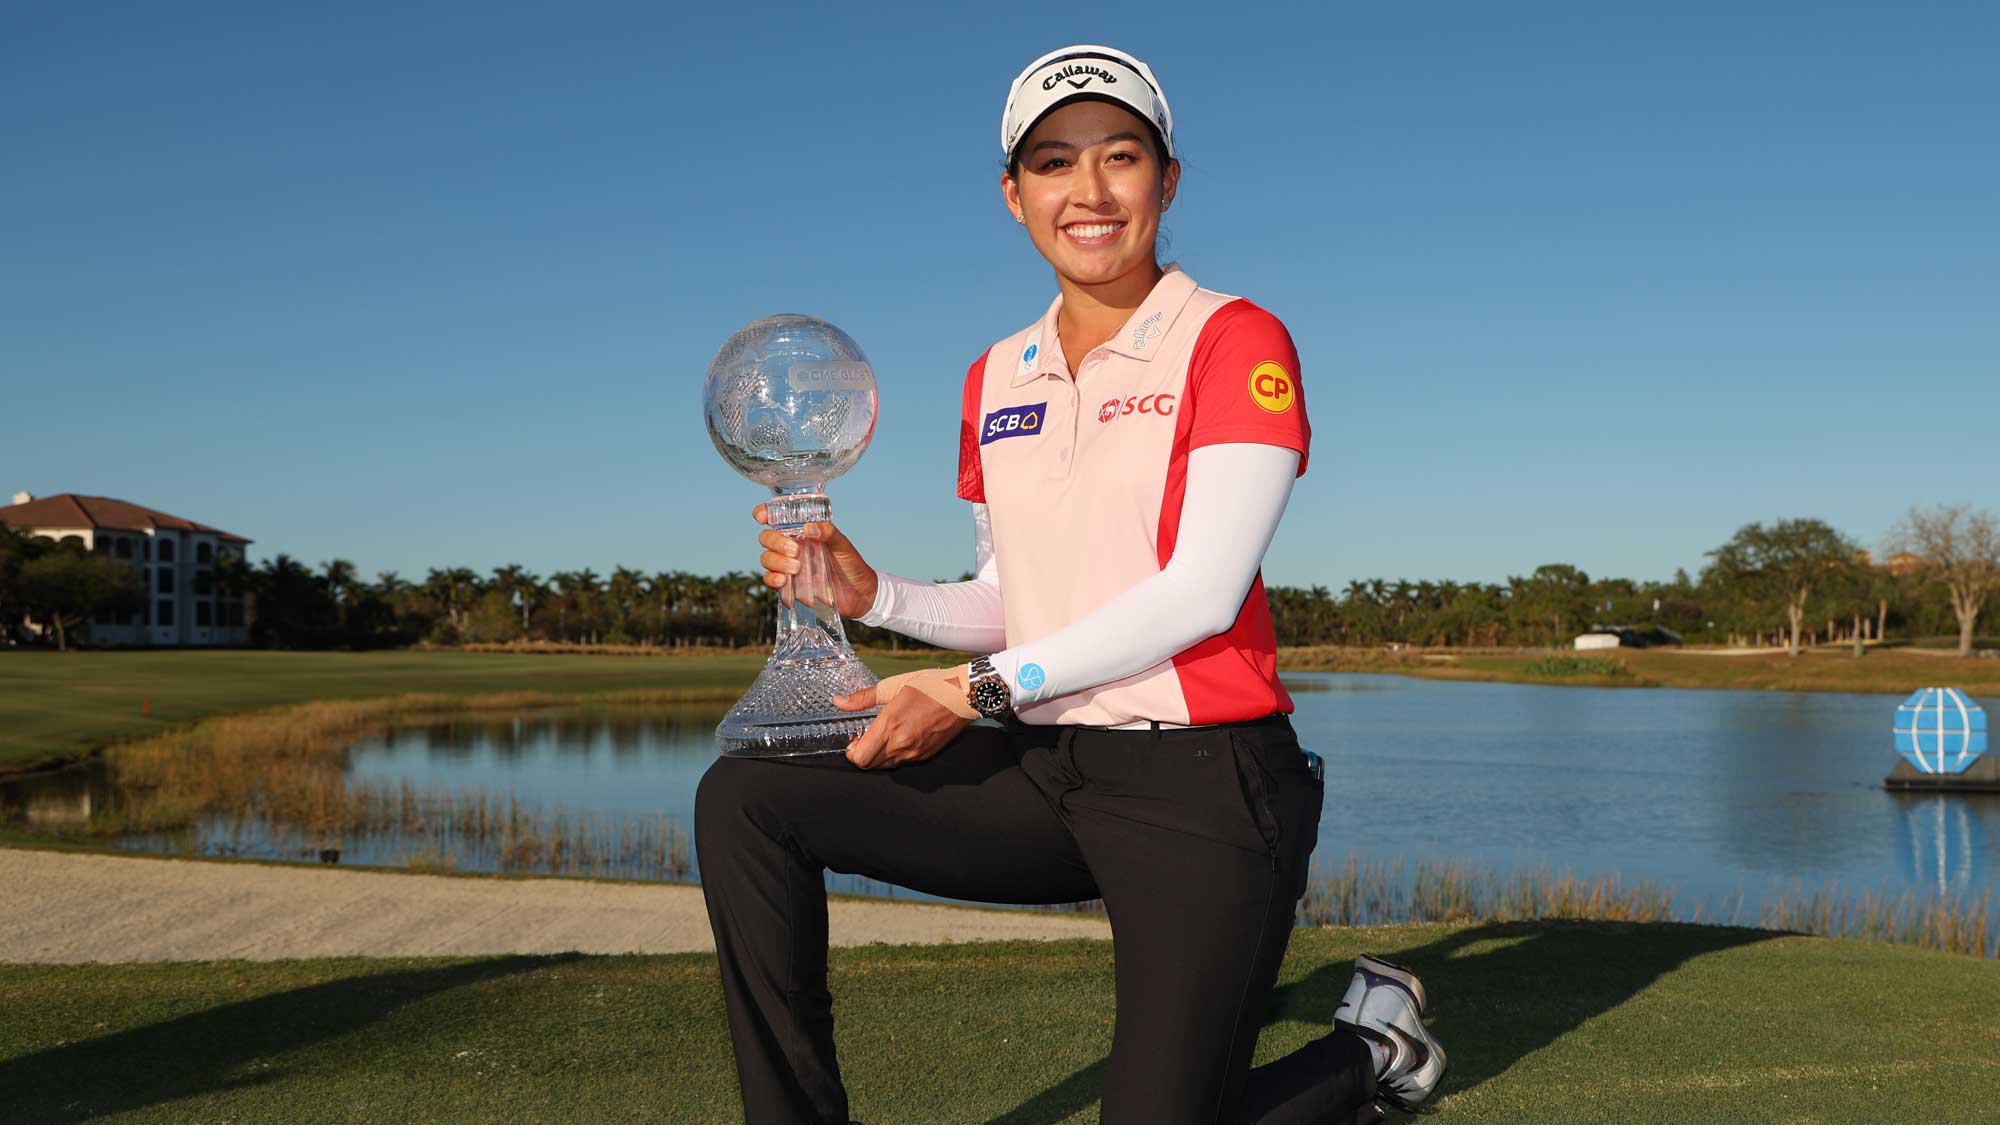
[965,656,1013,719]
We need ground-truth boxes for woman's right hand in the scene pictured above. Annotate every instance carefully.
[753,504,880,619]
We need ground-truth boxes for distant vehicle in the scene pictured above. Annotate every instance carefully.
[1574,626,1684,650]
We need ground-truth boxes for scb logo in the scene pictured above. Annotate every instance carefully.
[980,402,1047,445]
[1098,394,1177,423]
[1249,361,1295,414]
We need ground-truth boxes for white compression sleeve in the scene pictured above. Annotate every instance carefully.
[990,443,1300,705]
[857,503,1008,653]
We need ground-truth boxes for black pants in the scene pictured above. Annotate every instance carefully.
[694,714,1378,1124]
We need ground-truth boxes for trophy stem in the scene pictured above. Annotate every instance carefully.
[764,490,849,657]
[715,487,881,757]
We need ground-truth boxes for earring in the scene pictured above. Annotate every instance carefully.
[1014,213,1025,224]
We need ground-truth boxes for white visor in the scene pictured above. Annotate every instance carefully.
[1001,45,1175,162]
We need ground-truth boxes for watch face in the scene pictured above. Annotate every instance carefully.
[972,679,1009,715]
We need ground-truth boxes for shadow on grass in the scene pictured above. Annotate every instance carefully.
[0,953,580,1123]
[988,919,1776,1123]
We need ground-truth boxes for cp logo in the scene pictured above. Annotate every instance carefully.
[1098,399,1120,423]
[1249,361,1295,414]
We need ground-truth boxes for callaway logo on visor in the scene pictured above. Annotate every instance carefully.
[1043,63,1117,91]
[1002,45,1175,159]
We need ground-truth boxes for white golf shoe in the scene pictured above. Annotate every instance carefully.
[1333,954,1447,1114]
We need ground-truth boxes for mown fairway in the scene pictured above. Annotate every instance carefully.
[1283,643,2000,695]
[2,921,1996,1123]
[0,649,943,773]
[12,644,1998,775]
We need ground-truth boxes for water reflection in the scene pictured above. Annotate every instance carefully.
[4,683,1995,928]
[1894,795,1991,900]
[0,768,98,828]
[0,768,95,824]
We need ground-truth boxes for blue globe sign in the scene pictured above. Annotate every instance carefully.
[1893,687,1988,775]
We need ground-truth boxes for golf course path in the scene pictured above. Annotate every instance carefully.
[0,848,1110,963]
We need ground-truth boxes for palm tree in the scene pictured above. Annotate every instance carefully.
[374,571,412,618]
[251,554,330,647]
[491,564,541,634]
[319,559,359,636]
[651,570,692,645]
[422,568,483,636]
[321,559,359,603]
[608,566,646,641]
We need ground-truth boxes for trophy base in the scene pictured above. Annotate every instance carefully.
[717,651,881,758]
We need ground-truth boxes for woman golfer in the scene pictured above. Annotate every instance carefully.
[697,44,1445,1125]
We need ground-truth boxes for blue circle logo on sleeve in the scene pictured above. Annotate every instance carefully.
[1018,663,1046,691]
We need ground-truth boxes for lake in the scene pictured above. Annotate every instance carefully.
[5,675,1993,922]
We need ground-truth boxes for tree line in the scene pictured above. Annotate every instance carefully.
[3,505,1994,656]
[1278,506,1996,657]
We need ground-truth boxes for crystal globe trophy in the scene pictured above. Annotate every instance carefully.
[704,315,882,756]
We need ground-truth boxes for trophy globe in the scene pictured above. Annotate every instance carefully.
[704,315,882,756]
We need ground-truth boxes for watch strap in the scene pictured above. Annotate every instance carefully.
[966,656,1013,718]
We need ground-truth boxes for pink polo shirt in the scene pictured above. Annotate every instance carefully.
[957,265,1310,727]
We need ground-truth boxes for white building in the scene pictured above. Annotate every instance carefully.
[2,492,251,647]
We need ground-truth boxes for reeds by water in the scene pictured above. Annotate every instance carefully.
[1757,880,1993,958]
[1301,854,1675,927]
[81,691,719,882]
[1296,853,1996,958]
[338,785,695,881]
[70,693,1998,958]
[87,690,734,837]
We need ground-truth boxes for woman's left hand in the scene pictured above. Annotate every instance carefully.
[834,667,979,769]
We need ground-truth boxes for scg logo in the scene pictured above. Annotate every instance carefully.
[1098,394,1177,423]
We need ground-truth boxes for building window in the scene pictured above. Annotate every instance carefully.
[94,539,111,554]
[157,600,175,627]
[115,538,133,560]
[157,539,175,562]
[195,571,214,596]
[157,567,174,595]
[196,601,213,627]
[197,542,213,564]
[59,534,84,549]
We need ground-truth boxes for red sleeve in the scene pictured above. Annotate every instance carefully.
[956,349,992,502]
[1184,300,1310,475]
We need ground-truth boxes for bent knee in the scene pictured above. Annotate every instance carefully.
[695,756,761,830]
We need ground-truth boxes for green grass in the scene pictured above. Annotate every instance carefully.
[10,643,1998,775]
[0,649,941,774]
[1283,644,2000,696]
[2,922,1995,1122]
[1517,655,1633,680]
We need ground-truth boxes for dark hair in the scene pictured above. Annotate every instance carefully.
[1004,100,1172,179]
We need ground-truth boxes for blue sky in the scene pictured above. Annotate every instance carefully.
[4,1,1994,589]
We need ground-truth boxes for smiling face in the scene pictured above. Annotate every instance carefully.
[1002,100,1180,292]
